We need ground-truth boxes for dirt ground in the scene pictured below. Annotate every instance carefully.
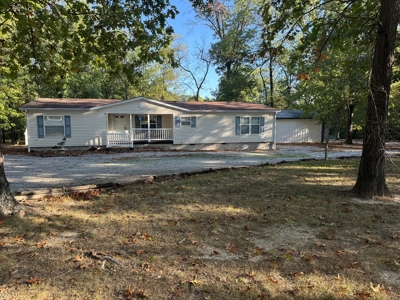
[3,142,400,194]
[0,156,400,299]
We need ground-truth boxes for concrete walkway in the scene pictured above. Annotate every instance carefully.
[4,144,369,193]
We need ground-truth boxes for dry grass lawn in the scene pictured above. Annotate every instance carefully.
[1,156,400,300]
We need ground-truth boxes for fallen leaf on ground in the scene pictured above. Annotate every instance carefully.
[36,240,47,248]
[254,247,266,255]
[73,256,83,262]
[126,285,148,299]
[354,291,371,299]
[26,277,44,285]
[267,277,278,284]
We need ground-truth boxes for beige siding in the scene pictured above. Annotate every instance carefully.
[276,119,322,143]
[26,99,276,148]
[161,114,173,128]
[27,110,107,148]
[101,100,178,115]
[174,113,275,144]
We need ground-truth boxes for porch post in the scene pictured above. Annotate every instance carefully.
[272,113,277,150]
[147,114,150,142]
[25,111,30,152]
[106,113,109,148]
[129,114,133,148]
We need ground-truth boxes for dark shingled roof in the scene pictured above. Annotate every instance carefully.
[163,101,277,111]
[276,110,315,119]
[20,98,122,110]
[20,98,278,112]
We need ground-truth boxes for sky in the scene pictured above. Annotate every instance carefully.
[167,0,219,99]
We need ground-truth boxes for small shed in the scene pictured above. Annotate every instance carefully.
[276,110,324,143]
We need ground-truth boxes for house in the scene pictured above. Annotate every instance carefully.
[276,110,325,143]
[20,97,279,151]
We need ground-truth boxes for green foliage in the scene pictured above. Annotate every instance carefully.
[289,43,371,133]
[0,0,177,82]
[37,57,181,100]
[260,0,382,136]
[388,47,400,140]
[195,0,265,101]
[0,68,37,142]
[214,67,260,102]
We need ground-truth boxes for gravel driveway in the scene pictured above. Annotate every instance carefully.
[4,144,370,193]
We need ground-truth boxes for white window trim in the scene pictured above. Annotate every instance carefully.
[240,116,261,135]
[180,116,191,126]
[44,115,65,137]
[139,115,158,128]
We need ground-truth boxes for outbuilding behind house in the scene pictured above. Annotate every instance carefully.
[276,110,325,143]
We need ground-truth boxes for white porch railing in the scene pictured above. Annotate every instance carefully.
[107,128,173,147]
[108,132,133,147]
[133,128,173,141]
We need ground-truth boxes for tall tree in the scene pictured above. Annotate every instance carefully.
[0,0,177,215]
[352,0,400,198]
[176,40,212,101]
[195,0,267,101]
[261,0,399,198]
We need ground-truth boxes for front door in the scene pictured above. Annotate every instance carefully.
[114,115,127,133]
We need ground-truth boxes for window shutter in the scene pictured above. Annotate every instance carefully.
[260,116,265,134]
[64,116,71,138]
[135,115,140,128]
[190,116,196,128]
[157,115,162,128]
[175,116,181,128]
[37,116,44,138]
[235,116,240,135]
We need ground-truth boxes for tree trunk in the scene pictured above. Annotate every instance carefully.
[0,153,18,215]
[345,104,354,144]
[269,58,274,107]
[226,60,232,79]
[259,67,269,104]
[352,0,399,198]
[0,128,18,215]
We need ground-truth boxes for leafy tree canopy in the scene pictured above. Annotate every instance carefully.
[0,0,177,82]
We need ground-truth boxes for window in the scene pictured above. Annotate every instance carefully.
[240,117,250,134]
[251,117,260,134]
[37,116,71,138]
[175,116,196,128]
[44,116,64,136]
[181,117,191,126]
[235,116,264,135]
[136,115,161,128]
[139,115,157,128]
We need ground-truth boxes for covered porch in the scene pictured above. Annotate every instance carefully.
[106,113,173,148]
